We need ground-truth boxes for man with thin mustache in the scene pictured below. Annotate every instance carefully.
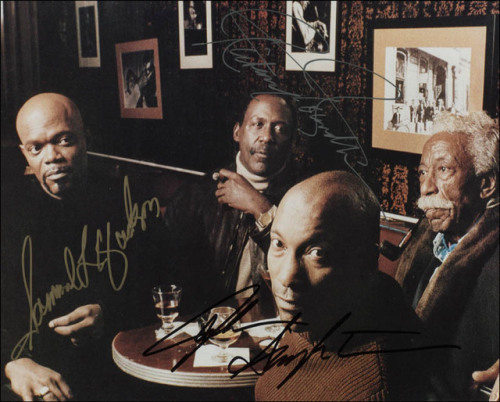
[162,93,300,316]
[2,93,161,400]
[396,111,499,400]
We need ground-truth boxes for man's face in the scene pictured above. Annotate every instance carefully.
[417,132,480,240]
[233,95,293,177]
[18,101,87,200]
[189,6,197,21]
[268,189,351,330]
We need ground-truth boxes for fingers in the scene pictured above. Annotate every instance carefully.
[49,308,83,330]
[40,374,72,401]
[44,380,72,401]
[7,359,72,402]
[49,305,101,337]
[217,169,238,180]
[21,389,34,401]
[473,360,500,383]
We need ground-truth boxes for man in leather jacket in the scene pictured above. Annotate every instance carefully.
[162,94,298,316]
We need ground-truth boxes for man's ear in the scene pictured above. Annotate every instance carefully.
[479,172,497,199]
[233,122,240,142]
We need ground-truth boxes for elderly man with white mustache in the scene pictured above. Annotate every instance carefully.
[396,111,499,401]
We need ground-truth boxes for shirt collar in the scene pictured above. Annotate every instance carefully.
[432,232,465,263]
[235,151,286,193]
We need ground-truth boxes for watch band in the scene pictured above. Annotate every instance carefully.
[256,205,277,230]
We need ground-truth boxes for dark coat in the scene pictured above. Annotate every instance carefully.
[162,162,297,316]
[396,205,499,400]
[1,172,163,400]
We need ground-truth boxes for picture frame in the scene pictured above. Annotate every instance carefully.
[178,1,213,69]
[371,17,497,154]
[285,1,337,72]
[75,1,101,67]
[115,38,163,119]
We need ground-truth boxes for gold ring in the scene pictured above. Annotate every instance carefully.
[37,385,50,397]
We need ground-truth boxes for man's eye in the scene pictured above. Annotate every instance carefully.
[252,121,264,128]
[28,145,42,155]
[418,169,426,177]
[271,238,284,249]
[439,166,448,172]
[274,125,288,135]
[309,248,325,259]
[57,135,74,145]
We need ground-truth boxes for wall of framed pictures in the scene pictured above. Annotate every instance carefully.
[24,1,500,216]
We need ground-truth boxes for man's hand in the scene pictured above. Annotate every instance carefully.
[48,304,103,346]
[215,169,272,219]
[473,359,499,401]
[5,358,72,401]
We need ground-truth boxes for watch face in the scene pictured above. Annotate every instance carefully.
[260,212,272,227]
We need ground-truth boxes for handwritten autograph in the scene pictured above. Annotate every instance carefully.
[11,176,160,360]
[143,285,459,389]
[209,8,400,180]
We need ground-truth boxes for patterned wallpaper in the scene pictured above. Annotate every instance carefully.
[210,1,499,217]
[34,1,499,217]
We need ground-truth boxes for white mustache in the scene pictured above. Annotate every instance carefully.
[417,195,454,211]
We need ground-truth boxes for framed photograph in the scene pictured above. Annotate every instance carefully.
[178,1,213,69]
[285,1,337,72]
[75,1,100,67]
[372,22,493,154]
[115,39,163,119]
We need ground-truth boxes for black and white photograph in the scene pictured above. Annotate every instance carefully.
[183,1,207,56]
[372,25,489,154]
[178,1,213,69]
[291,1,331,53]
[115,39,163,119]
[75,1,100,67]
[384,47,471,134]
[121,50,157,109]
[286,1,337,71]
[1,2,499,402]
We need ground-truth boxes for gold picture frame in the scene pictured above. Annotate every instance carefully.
[372,25,488,154]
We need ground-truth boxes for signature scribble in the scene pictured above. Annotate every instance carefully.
[11,176,160,360]
[206,8,401,181]
[143,285,459,389]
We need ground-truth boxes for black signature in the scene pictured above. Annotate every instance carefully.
[143,285,459,388]
[229,312,460,389]
[11,176,160,360]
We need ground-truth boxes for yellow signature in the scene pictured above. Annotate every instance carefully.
[11,176,160,360]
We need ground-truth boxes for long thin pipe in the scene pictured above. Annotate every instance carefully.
[87,151,205,176]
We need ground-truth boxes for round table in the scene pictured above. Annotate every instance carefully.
[112,323,268,388]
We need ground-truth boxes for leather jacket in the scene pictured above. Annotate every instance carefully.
[162,162,297,315]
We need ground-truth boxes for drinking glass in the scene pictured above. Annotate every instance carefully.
[208,306,241,362]
[152,285,182,338]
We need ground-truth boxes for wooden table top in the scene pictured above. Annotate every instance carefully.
[112,321,272,388]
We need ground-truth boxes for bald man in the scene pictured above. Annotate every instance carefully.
[255,171,427,401]
[16,93,88,200]
[1,93,161,401]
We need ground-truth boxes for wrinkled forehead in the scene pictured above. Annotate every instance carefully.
[245,95,292,119]
[421,132,471,166]
[17,98,83,142]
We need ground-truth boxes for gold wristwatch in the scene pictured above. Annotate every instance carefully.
[256,205,277,230]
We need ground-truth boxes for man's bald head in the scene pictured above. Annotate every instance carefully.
[16,93,87,200]
[17,93,84,138]
[268,171,381,328]
[280,171,381,262]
